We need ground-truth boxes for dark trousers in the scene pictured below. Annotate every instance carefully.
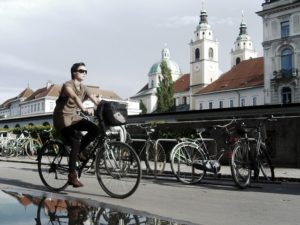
[61,119,99,172]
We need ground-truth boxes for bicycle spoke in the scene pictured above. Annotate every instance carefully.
[96,141,141,198]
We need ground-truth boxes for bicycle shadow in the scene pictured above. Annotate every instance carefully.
[0,177,52,192]
[149,176,300,196]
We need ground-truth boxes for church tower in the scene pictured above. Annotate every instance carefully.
[231,12,257,67]
[189,7,219,109]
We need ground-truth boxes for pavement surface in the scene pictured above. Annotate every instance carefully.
[1,155,300,181]
[1,156,300,225]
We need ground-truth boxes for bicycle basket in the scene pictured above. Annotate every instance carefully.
[96,100,128,126]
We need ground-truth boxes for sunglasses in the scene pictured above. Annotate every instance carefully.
[76,69,87,74]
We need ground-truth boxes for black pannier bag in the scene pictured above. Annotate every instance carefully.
[96,100,128,126]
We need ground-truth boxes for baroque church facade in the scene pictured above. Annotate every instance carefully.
[131,0,300,113]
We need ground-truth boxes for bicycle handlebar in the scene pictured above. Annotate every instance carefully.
[213,118,237,129]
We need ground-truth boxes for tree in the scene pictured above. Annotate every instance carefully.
[156,60,174,112]
[139,100,147,114]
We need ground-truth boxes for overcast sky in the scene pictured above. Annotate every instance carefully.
[0,0,264,104]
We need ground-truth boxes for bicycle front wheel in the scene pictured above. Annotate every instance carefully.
[170,142,206,184]
[145,142,166,174]
[258,143,275,181]
[230,142,251,189]
[95,141,141,198]
[26,138,42,160]
[37,140,69,192]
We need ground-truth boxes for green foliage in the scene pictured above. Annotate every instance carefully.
[139,100,147,114]
[0,125,57,142]
[156,60,174,113]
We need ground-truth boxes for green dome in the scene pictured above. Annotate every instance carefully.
[149,59,181,75]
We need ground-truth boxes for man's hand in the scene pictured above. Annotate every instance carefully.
[83,108,94,116]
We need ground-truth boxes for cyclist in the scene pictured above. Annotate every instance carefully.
[53,62,100,188]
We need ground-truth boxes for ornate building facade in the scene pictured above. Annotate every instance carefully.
[257,0,300,105]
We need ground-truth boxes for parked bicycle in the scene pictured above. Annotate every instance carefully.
[37,102,142,198]
[231,117,275,188]
[126,124,167,174]
[2,130,42,159]
[170,120,238,185]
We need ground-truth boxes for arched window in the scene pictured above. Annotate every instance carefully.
[195,48,200,60]
[236,57,241,65]
[28,123,34,127]
[15,124,20,128]
[43,122,50,127]
[4,125,9,129]
[209,48,214,59]
[281,48,293,77]
[282,87,292,104]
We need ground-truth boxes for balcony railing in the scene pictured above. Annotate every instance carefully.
[273,68,298,80]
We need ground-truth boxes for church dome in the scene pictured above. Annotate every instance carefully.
[148,47,181,76]
[149,59,181,75]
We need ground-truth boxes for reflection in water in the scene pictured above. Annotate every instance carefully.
[0,190,187,225]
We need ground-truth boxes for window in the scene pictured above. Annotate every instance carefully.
[209,102,213,109]
[282,87,292,104]
[175,98,179,106]
[236,57,241,65]
[281,48,293,77]
[151,80,154,88]
[209,48,214,59]
[253,97,257,106]
[230,100,234,108]
[50,102,54,110]
[241,98,245,107]
[182,96,187,105]
[199,103,203,110]
[281,21,289,38]
[195,48,200,60]
[219,101,223,108]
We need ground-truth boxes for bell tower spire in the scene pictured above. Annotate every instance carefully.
[231,10,257,67]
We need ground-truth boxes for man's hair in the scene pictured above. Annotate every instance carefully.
[71,62,86,79]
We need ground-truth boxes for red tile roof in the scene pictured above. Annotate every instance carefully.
[25,84,61,101]
[0,88,34,108]
[174,73,190,93]
[196,57,264,94]
[24,84,122,102]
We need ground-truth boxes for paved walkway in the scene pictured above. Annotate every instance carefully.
[1,156,300,181]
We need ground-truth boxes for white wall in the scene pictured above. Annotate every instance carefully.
[194,87,264,110]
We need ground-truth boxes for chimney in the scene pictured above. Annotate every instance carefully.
[46,81,52,89]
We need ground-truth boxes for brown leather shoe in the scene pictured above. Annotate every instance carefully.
[68,172,84,188]
[78,151,89,161]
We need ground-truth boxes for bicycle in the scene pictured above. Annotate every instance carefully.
[37,102,142,199]
[2,130,42,160]
[126,124,166,175]
[231,117,275,188]
[170,119,239,185]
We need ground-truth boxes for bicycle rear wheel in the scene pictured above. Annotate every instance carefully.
[258,143,275,181]
[145,142,166,174]
[37,140,69,192]
[95,141,141,198]
[230,142,251,189]
[170,142,206,184]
